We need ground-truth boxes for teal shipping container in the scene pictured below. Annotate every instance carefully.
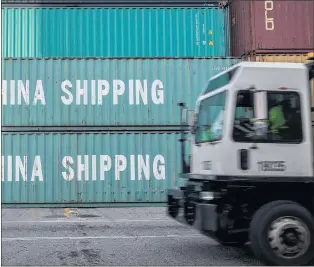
[1,132,184,206]
[2,57,240,127]
[2,7,230,57]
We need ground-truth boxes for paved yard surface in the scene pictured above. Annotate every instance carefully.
[2,207,262,266]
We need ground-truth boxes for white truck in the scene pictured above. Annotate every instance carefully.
[167,53,314,265]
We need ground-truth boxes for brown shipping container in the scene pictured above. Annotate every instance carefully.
[242,52,314,118]
[230,0,314,56]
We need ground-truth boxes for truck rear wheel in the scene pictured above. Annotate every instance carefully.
[250,201,314,266]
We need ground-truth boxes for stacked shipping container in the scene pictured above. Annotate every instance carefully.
[1,58,241,205]
[1,1,240,206]
[2,58,241,127]
[2,7,231,58]
[229,0,314,98]
[230,0,314,56]
[5,0,312,206]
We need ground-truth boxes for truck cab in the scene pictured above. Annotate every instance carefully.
[193,61,313,178]
[167,58,314,266]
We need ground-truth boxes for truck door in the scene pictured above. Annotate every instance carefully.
[192,90,227,174]
[231,90,312,177]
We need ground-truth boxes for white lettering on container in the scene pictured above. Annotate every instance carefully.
[62,156,74,181]
[97,80,110,105]
[91,80,96,105]
[76,80,88,105]
[138,155,150,180]
[31,156,43,181]
[135,80,148,105]
[1,156,43,182]
[115,155,127,180]
[129,81,134,105]
[10,80,15,105]
[152,80,164,104]
[77,155,89,181]
[61,154,166,181]
[154,155,166,180]
[15,156,27,181]
[2,79,164,106]
[60,79,164,105]
[2,80,46,105]
[2,154,166,182]
[2,80,7,105]
[17,80,29,105]
[100,155,111,180]
[61,80,73,105]
[1,156,5,181]
[265,0,274,31]
[7,156,12,181]
[33,81,46,105]
[130,155,135,180]
[113,80,125,105]
[92,155,97,180]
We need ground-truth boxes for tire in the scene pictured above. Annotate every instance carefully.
[250,200,295,260]
[250,201,314,266]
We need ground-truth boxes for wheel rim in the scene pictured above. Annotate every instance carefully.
[267,216,311,259]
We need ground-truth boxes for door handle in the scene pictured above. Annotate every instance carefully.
[239,149,250,170]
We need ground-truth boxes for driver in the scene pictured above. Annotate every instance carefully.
[268,95,288,135]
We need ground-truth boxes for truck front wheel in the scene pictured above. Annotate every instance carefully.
[250,201,314,266]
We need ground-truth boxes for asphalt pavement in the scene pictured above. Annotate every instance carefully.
[2,207,262,266]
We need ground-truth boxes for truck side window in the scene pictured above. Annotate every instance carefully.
[232,91,303,143]
[195,91,227,144]
[267,91,303,143]
[232,91,255,142]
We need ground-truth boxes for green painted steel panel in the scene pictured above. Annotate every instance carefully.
[1,132,184,204]
[1,0,220,6]
[2,7,230,57]
[2,58,241,127]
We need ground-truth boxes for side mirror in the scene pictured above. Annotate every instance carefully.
[189,111,195,127]
[189,111,197,134]
[182,108,195,125]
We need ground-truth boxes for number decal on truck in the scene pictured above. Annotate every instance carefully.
[257,161,285,172]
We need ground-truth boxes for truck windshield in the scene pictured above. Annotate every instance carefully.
[195,91,226,144]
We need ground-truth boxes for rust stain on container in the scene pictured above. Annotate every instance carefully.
[242,52,312,63]
[230,0,314,56]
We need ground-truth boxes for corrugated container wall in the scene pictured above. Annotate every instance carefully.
[2,7,231,57]
[223,5,231,57]
[1,0,219,5]
[230,0,314,57]
[2,58,240,127]
[1,132,184,205]
[242,52,314,117]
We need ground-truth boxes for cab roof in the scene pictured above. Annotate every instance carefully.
[233,61,307,70]
[199,60,310,99]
